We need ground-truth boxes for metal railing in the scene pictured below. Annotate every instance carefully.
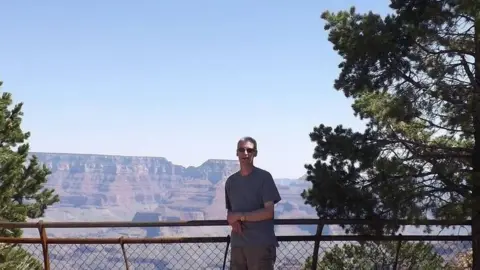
[0,219,472,269]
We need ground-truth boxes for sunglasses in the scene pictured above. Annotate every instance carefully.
[237,147,256,153]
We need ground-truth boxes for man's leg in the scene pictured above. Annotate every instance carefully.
[244,246,276,270]
[230,247,248,270]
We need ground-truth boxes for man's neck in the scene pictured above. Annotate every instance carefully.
[239,164,254,176]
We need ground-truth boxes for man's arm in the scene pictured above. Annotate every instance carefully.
[231,172,282,222]
[225,181,235,223]
[225,183,231,212]
[225,179,243,233]
[241,201,275,222]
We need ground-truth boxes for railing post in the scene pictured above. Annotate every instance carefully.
[222,235,230,270]
[37,220,50,270]
[393,233,403,270]
[310,221,324,270]
[119,236,130,270]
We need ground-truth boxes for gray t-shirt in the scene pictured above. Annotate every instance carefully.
[225,167,282,247]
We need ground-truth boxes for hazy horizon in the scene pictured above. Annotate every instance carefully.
[30,151,312,179]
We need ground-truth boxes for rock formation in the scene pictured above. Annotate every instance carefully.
[26,152,316,237]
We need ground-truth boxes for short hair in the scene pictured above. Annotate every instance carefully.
[237,136,257,150]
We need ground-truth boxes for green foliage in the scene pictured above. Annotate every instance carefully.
[447,249,472,269]
[302,0,478,235]
[0,244,42,270]
[302,241,446,270]
[0,80,59,266]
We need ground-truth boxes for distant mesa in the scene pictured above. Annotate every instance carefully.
[132,212,162,237]
[30,152,240,185]
[132,211,187,237]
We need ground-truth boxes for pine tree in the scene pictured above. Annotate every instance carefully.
[302,241,446,269]
[0,80,59,268]
[302,0,480,266]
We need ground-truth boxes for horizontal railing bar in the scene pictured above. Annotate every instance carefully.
[279,235,471,242]
[0,238,42,244]
[0,218,471,229]
[0,235,471,245]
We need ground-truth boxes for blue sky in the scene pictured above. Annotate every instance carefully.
[1,0,391,178]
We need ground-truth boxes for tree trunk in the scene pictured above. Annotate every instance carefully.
[472,13,480,270]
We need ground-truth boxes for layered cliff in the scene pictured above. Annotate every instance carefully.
[34,152,238,208]
[26,152,315,237]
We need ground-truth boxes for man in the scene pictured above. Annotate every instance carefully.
[225,136,282,270]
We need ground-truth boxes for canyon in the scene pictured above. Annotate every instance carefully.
[19,152,467,269]
[24,152,320,238]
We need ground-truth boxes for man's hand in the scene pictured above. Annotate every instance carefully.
[227,212,241,225]
[227,212,244,234]
[230,221,243,234]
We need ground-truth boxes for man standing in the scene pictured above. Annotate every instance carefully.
[225,136,282,270]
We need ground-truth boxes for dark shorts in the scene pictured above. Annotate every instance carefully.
[230,245,276,270]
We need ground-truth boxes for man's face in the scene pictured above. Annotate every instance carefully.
[236,140,256,165]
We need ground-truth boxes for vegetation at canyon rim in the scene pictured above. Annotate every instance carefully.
[0,80,59,269]
[301,0,479,267]
[302,241,448,270]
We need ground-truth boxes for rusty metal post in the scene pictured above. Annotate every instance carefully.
[222,235,230,270]
[393,234,403,270]
[37,221,50,270]
[310,223,324,270]
[119,237,130,270]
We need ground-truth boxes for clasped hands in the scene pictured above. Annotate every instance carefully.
[227,212,244,234]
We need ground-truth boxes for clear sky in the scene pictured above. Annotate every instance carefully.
[1,0,391,178]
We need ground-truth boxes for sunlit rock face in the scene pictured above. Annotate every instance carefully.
[26,152,317,238]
